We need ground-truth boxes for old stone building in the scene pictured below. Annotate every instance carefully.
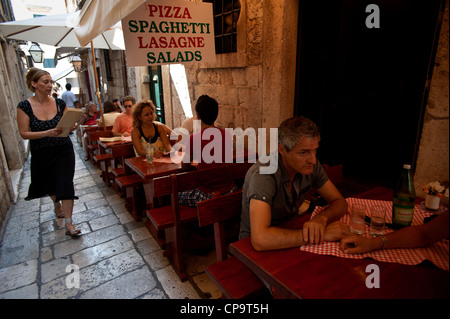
[0,1,29,228]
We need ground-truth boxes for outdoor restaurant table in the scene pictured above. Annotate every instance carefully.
[124,155,183,210]
[230,199,449,299]
[97,136,132,155]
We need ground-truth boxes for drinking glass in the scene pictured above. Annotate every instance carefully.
[350,203,366,235]
[370,205,386,237]
[145,145,154,164]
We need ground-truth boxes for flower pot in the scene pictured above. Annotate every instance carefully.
[425,194,440,211]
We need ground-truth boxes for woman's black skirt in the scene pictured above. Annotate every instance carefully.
[25,143,78,202]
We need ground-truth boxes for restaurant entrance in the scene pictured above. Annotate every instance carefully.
[294,0,443,187]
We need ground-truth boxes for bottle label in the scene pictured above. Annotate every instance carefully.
[393,206,414,224]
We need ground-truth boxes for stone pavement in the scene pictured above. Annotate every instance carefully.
[0,136,222,299]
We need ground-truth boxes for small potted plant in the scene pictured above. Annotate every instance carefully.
[422,181,449,211]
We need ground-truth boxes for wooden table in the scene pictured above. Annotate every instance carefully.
[124,155,183,210]
[97,138,132,155]
[230,205,449,299]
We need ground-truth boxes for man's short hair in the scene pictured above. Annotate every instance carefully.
[123,95,136,105]
[65,83,72,90]
[278,116,320,152]
[195,95,218,126]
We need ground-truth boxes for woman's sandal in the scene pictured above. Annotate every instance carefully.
[54,202,64,218]
[65,218,82,237]
[84,154,90,161]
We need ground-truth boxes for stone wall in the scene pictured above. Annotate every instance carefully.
[164,0,299,153]
[0,39,28,229]
[414,0,449,204]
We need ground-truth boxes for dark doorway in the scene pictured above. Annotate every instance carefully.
[148,66,165,124]
[294,0,443,187]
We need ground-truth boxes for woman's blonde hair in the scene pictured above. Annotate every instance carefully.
[26,67,50,93]
[132,100,156,128]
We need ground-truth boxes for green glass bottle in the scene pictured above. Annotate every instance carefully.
[392,164,416,228]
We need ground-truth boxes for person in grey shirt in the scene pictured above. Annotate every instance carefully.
[239,116,349,251]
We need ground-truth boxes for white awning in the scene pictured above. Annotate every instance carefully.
[51,67,74,82]
[75,0,146,47]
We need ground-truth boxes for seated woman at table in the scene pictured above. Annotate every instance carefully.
[81,101,100,126]
[81,101,100,160]
[178,95,237,207]
[96,100,120,128]
[340,210,449,254]
[131,100,173,158]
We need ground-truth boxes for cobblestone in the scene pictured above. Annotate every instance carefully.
[0,136,221,299]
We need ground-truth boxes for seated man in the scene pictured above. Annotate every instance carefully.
[239,116,349,251]
[112,95,135,137]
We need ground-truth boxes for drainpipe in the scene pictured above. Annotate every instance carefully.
[122,51,129,96]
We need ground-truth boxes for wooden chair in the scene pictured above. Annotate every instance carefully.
[86,130,113,161]
[115,173,145,221]
[94,143,134,186]
[78,125,113,146]
[197,190,269,298]
[145,162,254,281]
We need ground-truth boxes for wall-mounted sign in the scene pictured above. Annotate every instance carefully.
[122,0,216,66]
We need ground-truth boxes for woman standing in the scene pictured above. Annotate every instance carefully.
[16,68,81,237]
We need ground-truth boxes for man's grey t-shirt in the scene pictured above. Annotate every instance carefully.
[239,156,328,239]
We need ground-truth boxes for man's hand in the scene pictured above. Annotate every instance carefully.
[302,214,327,244]
[324,221,350,242]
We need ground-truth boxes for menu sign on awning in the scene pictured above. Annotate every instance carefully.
[122,0,216,66]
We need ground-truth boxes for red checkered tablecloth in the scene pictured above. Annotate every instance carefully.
[299,198,449,271]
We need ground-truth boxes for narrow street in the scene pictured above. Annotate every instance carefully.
[0,135,221,299]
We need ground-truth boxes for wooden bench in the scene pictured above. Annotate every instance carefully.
[197,190,269,299]
[94,143,134,187]
[111,167,125,178]
[115,173,145,221]
[86,130,113,162]
[145,162,254,281]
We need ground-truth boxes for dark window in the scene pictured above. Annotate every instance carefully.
[204,0,240,54]
[103,50,113,81]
